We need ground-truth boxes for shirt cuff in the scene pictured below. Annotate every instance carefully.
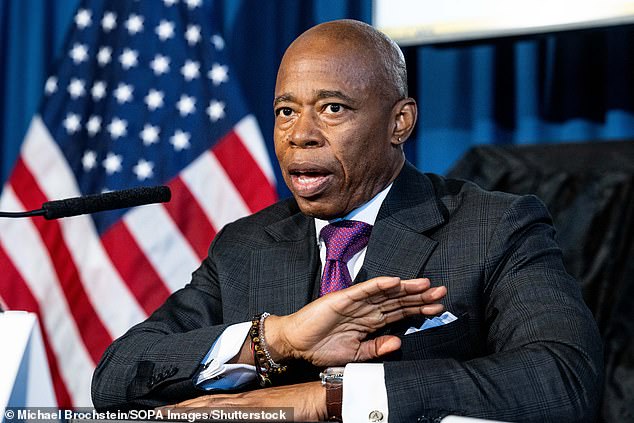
[343,363,388,423]
[195,321,256,390]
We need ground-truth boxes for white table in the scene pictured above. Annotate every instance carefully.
[0,311,56,419]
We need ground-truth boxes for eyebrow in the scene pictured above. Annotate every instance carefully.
[315,90,356,105]
[273,90,357,107]
[273,94,294,107]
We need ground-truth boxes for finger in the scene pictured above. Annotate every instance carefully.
[356,335,402,361]
[171,396,209,407]
[382,303,445,325]
[362,278,431,304]
[167,394,232,408]
[378,296,444,316]
[421,285,447,303]
[373,284,446,312]
[347,276,401,301]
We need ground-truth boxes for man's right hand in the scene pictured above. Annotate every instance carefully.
[263,277,446,366]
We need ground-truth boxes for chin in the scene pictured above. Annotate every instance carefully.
[295,197,345,220]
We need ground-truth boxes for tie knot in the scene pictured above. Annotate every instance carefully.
[320,220,373,262]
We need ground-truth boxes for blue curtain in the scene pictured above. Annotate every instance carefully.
[415,26,634,175]
[0,0,80,185]
[3,0,634,195]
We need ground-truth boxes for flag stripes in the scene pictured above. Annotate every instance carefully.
[0,114,275,406]
[0,1,278,407]
[0,248,73,406]
[10,158,114,364]
[0,187,94,405]
[162,176,216,260]
[100,222,172,315]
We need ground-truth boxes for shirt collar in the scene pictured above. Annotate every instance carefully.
[314,183,393,240]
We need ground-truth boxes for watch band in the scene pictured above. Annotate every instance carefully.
[325,382,343,421]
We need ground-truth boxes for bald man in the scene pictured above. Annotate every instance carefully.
[92,20,603,423]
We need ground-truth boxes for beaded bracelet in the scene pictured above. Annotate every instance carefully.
[249,312,287,387]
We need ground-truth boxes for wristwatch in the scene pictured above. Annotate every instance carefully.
[320,367,345,422]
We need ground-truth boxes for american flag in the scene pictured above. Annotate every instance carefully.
[0,0,277,407]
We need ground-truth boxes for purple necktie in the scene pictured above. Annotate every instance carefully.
[319,220,373,296]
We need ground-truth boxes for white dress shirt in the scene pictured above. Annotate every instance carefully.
[196,184,393,423]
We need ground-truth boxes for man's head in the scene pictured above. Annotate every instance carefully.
[273,19,417,219]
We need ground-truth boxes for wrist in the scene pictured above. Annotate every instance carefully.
[314,380,329,421]
[261,314,294,362]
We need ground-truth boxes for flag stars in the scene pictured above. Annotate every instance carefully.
[145,89,164,110]
[170,130,191,151]
[63,113,81,134]
[101,12,117,32]
[67,78,86,99]
[103,152,123,174]
[211,34,225,51]
[140,124,160,146]
[91,81,107,100]
[208,63,229,86]
[150,54,170,75]
[176,94,196,116]
[125,14,144,35]
[163,0,178,6]
[133,159,154,181]
[185,25,201,45]
[107,118,128,139]
[181,60,200,81]
[185,0,202,9]
[86,116,102,136]
[82,150,97,171]
[75,9,92,29]
[156,20,175,41]
[207,100,226,122]
[119,48,139,69]
[97,46,112,66]
[114,83,133,104]
[45,76,58,95]
[69,43,89,64]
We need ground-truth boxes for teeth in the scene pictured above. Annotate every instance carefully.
[298,174,322,182]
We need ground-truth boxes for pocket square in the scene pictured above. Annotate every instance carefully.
[404,311,458,335]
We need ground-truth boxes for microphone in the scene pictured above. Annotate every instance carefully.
[0,186,171,220]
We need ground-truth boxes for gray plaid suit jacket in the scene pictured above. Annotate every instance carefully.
[92,162,603,422]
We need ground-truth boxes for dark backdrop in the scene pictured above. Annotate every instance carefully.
[449,141,634,423]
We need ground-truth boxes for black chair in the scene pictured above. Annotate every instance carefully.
[448,141,634,423]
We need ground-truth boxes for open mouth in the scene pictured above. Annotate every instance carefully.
[288,168,334,197]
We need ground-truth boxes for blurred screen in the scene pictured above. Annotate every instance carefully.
[374,0,634,45]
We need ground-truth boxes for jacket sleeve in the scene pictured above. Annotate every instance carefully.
[383,195,604,423]
[91,227,234,410]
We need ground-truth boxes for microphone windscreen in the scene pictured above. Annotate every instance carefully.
[42,186,171,220]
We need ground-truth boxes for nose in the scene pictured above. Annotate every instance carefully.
[288,110,323,148]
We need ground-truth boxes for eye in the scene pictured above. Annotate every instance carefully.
[325,104,342,113]
[275,107,294,117]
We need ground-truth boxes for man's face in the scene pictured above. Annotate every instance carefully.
[273,37,403,219]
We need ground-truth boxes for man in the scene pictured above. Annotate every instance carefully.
[92,20,603,422]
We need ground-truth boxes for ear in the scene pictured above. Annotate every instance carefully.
[391,98,417,146]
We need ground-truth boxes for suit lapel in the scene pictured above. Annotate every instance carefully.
[249,163,446,316]
[355,162,446,283]
[250,206,319,316]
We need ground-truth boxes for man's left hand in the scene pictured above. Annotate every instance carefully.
[159,381,327,422]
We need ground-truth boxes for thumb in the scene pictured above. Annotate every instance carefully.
[358,336,402,360]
